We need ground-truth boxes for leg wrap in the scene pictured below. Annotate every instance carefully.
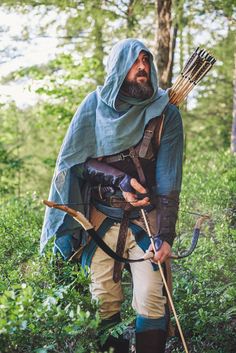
[136,329,167,353]
[136,315,167,333]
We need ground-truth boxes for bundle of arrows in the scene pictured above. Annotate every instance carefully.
[169,47,216,106]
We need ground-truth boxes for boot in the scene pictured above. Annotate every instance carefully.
[136,329,167,353]
[100,335,130,353]
[99,313,129,353]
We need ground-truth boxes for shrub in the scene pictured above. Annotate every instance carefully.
[0,196,100,353]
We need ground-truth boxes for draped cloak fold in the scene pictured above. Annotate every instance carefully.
[40,38,170,253]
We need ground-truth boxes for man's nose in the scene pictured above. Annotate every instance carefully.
[138,61,145,70]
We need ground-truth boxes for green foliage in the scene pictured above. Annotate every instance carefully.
[0,142,24,195]
[183,29,235,151]
[169,139,236,353]
[202,0,236,19]
[0,196,100,353]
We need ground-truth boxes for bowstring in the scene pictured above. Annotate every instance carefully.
[55,202,208,218]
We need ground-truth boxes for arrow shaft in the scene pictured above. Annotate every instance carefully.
[140,209,189,353]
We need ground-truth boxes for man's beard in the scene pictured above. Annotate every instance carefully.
[120,72,154,100]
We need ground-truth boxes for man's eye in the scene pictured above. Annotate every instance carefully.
[143,57,149,63]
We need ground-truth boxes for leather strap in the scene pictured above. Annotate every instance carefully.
[111,144,148,281]
[138,118,158,158]
[128,146,146,185]
[105,152,131,163]
[113,209,130,282]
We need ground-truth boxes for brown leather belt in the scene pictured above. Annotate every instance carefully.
[91,188,127,209]
[104,195,127,208]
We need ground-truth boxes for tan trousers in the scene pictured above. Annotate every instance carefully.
[90,223,166,320]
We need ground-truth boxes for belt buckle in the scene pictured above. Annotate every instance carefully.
[121,152,130,160]
[109,195,117,207]
[129,150,136,158]
[121,150,135,159]
[109,195,125,208]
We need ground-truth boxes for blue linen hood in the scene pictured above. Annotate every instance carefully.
[40,38,169,253]
[100,38,159,109]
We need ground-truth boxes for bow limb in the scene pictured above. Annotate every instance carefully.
[43,200,94,231]
[171,214,210,259]
[43,200,151,264]
[139,208,209,260]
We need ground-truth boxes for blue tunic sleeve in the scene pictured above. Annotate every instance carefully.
[155,104,183,195]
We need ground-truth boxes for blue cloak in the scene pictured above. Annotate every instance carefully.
[40,38,170,253]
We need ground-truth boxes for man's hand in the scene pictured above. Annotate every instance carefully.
[148,241,171,264]
[122,178,150,207]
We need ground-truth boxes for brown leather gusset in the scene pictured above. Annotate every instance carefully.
[90,205,107,231]
[69,205,107,262]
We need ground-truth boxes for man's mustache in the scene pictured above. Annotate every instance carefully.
[136,70,148,78]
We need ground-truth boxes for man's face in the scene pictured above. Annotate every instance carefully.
[126,51,151,83]
[121,51,153,99]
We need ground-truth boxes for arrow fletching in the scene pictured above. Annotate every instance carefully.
[169,47,216,105]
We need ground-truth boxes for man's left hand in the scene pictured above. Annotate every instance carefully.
[148,241,172,264]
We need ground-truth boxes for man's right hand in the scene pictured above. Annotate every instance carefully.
[122,178,150,207]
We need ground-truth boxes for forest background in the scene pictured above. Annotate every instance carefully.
[0,1,235,352]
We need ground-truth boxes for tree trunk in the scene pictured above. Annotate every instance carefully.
[231,50,236,154]
[155,0,177,89]
[93,16,105,85]
[127,0,136,35]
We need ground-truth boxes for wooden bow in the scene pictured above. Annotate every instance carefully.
[43,200,209,263]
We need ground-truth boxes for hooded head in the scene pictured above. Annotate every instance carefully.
[100,39,159,110]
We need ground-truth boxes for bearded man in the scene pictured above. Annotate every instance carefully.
[41,39,183,353]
